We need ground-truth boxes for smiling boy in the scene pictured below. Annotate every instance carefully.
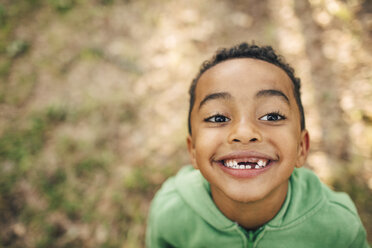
[146,43,369,248]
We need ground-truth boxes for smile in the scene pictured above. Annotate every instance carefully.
[222,158,270,169]
[214,151,277,178]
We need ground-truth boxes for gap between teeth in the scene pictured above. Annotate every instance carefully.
[224,159,268,169]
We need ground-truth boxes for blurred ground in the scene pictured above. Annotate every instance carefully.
[0,0,371,247]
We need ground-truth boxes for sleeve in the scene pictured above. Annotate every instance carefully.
[348,224,370,248]
[145,178,178,248]
[145,174,190,248]
[146,206,172,248]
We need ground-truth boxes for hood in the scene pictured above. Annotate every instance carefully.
[174,165,326,230]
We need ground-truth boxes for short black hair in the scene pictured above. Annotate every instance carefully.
[188,42,305,134]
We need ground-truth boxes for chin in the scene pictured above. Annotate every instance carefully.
[224,187,269,204]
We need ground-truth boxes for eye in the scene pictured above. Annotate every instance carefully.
[260,112,286,121]
[204,114,231,123]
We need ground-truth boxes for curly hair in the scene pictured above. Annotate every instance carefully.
[188,42,305,134]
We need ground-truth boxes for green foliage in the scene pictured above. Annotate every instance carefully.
[46,105,68,123]
[0,105,68,198]
[0,117,46,166]
[35,223,67,248]
[3,71,37,105]
[74,157,107,178]
[0,4,6,28]
[0,1,40,80]
[6,39,29,58]
[0,60,11,79]
[124,167,152,192]
[100,0,115,5]
[80,47,104,60]
[38,168,67,210]
[48,0,76,13]
[100,241,118,248]
[334,5,353,22]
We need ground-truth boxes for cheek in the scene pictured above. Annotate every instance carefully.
[194,129,225,156]
[269,127,300,157]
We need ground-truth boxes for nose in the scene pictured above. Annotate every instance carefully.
[228,119,262,144]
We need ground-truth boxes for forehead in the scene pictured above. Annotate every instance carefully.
[196,58,294,100]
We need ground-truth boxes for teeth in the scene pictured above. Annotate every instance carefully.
[225,160,237,168]
[257,160,266,167]
[223,159,269,170]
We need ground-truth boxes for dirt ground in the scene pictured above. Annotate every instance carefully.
[0,0,371,247]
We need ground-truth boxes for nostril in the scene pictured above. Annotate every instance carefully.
[232,137,258,143]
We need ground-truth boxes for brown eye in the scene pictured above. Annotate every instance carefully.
[205,115,230,123]
[260,112,286,121]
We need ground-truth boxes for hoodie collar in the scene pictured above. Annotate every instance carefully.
[175,166,236,230]
[175,166,326,230]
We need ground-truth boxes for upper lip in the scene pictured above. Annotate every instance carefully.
[214,151,277,162]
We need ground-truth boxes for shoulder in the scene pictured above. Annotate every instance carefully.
[293,167,359,220]
[290,168,368,246]
[320,181,368,246]
[146,166,204,246]
[148,167,194,229]
[292,167,358,213]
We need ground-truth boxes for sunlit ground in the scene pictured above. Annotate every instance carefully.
[0,0,371,247]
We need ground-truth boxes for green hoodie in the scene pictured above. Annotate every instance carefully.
[146,166,369,248]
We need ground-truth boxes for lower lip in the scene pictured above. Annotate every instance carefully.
[217,162,273,178]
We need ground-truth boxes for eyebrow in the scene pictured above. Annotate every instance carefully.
[198,92,232,110]
[256,89,289,104]
[198,89,289,110]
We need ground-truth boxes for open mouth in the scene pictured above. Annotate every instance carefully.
[219,158,271,170]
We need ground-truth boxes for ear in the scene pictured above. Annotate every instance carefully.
[187,135,198,169]
[295,129,310,168]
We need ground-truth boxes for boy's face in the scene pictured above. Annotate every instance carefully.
[187,58,309,204]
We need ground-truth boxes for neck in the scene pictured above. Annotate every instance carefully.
[211,181,288,230]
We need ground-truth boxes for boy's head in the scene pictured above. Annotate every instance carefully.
[186,42,310,204]
[188,42,305,135]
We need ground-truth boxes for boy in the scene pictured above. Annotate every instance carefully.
[146,43,369,247]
